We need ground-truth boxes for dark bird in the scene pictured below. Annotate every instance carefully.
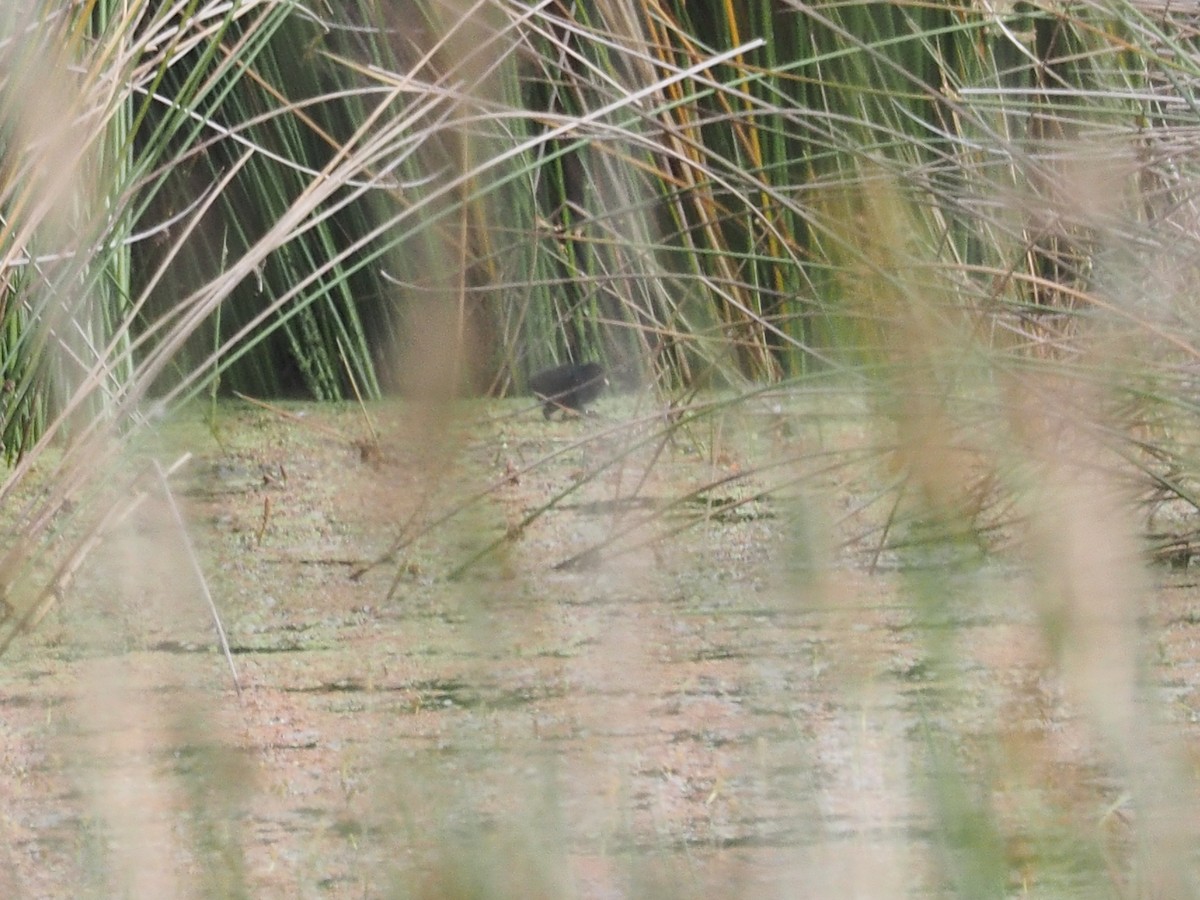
[529,361,606,419]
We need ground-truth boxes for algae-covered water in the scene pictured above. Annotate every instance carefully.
[0,397,1189,897]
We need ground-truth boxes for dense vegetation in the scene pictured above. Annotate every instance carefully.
[8,3,1193,426]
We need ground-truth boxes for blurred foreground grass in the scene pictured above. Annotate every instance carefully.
[7,1,1200,896]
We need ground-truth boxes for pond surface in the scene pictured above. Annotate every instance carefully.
[0,398,1196,897]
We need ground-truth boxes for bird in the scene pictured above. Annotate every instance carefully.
[529,361,606,419]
